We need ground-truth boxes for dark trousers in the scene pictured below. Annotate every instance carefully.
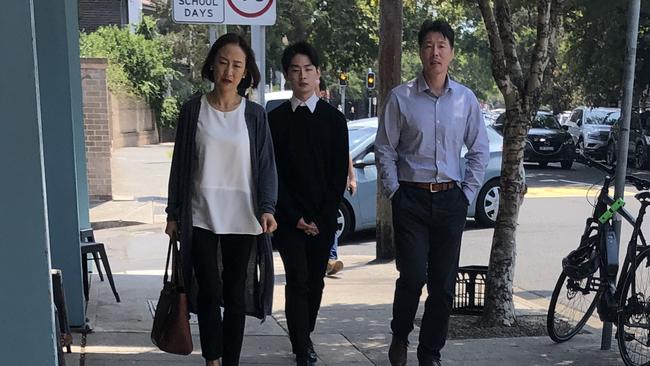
[390,185,467,362]
[275,226,333,357]
[192,227,254,365]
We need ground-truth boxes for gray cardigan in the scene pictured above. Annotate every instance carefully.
[166,93,277,319]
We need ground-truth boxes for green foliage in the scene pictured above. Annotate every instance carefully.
[79,17,179,126]
[159,96,180,128]
[562,0,650,107]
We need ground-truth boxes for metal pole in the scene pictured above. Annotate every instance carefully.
[606,0,641,351]
[209,25,217,46]
[340,85,346,119]
[251,25,266,106]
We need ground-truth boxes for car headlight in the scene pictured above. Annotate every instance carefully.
[645,136,650,145]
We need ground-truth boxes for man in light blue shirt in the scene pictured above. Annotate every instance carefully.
[375,20,489,366]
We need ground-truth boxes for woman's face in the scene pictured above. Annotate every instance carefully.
[212,43,247,93]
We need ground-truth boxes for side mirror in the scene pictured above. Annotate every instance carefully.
[562,125,569,131]
[353,152,375,168]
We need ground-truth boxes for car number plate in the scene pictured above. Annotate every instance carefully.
[539,146,555,151]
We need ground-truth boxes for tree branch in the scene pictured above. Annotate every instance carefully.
[478,0,511,95]
[494,0,525,91]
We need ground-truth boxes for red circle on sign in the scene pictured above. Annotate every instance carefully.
[227,0,274,18]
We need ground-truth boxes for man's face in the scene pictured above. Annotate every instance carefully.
[286,54,321,98]
[419,31,454,78]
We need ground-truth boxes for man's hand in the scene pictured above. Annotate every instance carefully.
[297,217,319,236]
[347,176,357,195]
[261,213,278,233]
[165,220,179,240]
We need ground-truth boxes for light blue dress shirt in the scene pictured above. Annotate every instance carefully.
[375,72,490,203]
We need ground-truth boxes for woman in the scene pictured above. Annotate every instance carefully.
[165,33,278,366]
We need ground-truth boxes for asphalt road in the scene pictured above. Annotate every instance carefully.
[343,160,650,300]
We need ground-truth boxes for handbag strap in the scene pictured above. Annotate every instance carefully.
[162,238,175,284]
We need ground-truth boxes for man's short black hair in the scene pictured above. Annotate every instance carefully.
[281,41,320,74]
[418,20,455,49]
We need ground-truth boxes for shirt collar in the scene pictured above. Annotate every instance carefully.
[417,72,453,96]
[290,92,319,113]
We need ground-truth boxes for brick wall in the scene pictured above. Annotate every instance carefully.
[81,58,113,202]
[78,0,124,32]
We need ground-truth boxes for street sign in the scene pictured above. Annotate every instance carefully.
[173,0,276,25]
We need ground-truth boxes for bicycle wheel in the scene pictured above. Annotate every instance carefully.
[617,249,650,366]
[547,271,600,342]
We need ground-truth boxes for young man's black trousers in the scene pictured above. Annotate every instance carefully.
[275,226,333,358]
[390,185,468,363]
[192,227,254,365]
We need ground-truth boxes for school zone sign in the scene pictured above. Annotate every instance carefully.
[173,0,276,25]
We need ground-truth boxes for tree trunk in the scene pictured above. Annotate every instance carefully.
[375,0,403,260]
[478,0,564,326]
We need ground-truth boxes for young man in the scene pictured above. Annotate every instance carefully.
[375,20,489,366]
[269,42,349,366]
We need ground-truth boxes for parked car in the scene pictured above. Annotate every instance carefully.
[563,106,620,158]
[264,90,292,112]
[606,111,650,169]
[491,111,575,169]
[336,117,506,240]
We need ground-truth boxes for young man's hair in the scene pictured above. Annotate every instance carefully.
[319,77,327,92]
[281,41,320,74]
[418,20,455,49]
[201,33,261,89]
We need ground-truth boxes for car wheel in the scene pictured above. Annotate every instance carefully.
[634,144,649,169]
[606,142,617,166]
[475,179,500,227]
[538,161,548,168]
[561,160,573,170]
[335,201,353,241]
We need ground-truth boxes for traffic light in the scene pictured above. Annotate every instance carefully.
[339,72,348,86]
[366,71,375,90]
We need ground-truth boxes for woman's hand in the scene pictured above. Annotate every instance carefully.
[165,220,179,240]
[261,213,278,234]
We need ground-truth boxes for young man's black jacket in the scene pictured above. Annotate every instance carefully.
[268,99,349,235]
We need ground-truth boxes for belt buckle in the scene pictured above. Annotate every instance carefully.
[429,183,438,193]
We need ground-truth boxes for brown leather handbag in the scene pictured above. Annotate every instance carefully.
[151,238,193,355]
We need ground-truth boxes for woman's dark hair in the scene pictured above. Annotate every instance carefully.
[201,33,260,90]
[418,20,455,49]
[281,41,320,74]
[319,77,327,92]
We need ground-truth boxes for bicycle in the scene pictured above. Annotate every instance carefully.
[546,155,650,366]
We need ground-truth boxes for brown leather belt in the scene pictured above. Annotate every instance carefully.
[399,181,457,193]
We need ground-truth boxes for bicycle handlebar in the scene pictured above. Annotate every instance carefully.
[574,154,650,191]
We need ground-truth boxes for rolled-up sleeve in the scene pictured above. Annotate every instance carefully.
[375,90,402,198]
[461,94,490,203]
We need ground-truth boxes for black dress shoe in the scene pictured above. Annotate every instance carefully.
[296,355,315,366]
[307,344,318,363]
[419,360,442,366]
[388,337,408,366]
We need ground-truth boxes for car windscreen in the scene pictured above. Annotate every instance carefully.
[585,109,618,125]
[265,99,287,112]
[348,126,376,151]
[532,114,561,129]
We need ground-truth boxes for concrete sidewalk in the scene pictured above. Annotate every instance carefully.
[65,144,622,365]
[62,221,621,366]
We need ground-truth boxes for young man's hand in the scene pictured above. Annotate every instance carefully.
[297,217,319,236]
[347,177,357,195]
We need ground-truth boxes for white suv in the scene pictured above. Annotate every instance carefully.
[564,107,620,158]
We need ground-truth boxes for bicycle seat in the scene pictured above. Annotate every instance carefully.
[635,191,650,202]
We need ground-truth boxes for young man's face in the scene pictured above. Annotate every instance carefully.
[286,54,321,99]
[419,31,454,78]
